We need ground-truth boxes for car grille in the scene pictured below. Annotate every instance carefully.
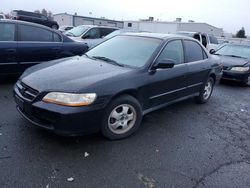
[16,81,39,102]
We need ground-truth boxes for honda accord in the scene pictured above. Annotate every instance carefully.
[14,33,222,140]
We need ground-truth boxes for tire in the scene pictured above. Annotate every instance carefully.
[195,77,215,104]
[242,75,250,87]
[101,95,142,140]
[51,25,58,30]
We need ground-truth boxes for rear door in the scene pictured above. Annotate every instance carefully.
[17,24,62,72]
[183,40,211,95]
[143,39,188,109]
[0,22,19,75]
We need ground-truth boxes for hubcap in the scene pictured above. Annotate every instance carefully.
[108,104,137,134]
[203,81,212,100]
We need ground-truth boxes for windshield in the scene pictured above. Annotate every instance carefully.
[86,35,161,68]
[215,45,250,59]
[65,25,90,37]
[104,30,121,39]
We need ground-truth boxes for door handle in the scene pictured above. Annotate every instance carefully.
[6,49,17,53]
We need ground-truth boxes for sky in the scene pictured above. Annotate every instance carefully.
[1,0,249,34]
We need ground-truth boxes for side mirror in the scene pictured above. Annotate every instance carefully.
[210,49,216,54]
[153,59,175,70]
[82,34,90,39]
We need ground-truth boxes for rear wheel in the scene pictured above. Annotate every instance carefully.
[195,77,214,104]
[101,95,142,140]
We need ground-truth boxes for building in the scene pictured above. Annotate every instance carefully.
[53,13,124,28]
[123,20,224,36]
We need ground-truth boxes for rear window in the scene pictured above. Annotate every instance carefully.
[19,24,53,42]
[0,23,15,41]
[184,40,205,62]
[209,36,219,44]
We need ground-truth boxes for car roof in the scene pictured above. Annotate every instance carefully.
[120,32,193,40]
[76,25,119,29]
[0,19,60,33]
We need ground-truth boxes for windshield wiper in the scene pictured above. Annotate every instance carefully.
[92,56,124,67]
[224,55,246,59]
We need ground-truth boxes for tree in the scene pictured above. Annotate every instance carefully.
[34,9,53,19]
[236,27,246,38]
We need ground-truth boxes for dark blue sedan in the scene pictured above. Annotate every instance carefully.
[0,20,88,76]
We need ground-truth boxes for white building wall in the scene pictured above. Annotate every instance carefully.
[177,23,223,36]
[124,21,223,36]
[74,17,94,26]
[53,14,73,26]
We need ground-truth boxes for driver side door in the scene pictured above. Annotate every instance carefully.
[142,39,189,109]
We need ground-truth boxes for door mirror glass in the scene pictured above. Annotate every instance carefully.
[154,59,175,69]
[210,49,216,54]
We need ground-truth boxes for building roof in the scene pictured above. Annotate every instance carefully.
[53,13,123,23]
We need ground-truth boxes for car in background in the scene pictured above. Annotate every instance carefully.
[58,25,74,33]
[10,10,59,29]
[210,44,250,86]
[0,20,88,76]
[0,14,6,19]
[177,31,219,51]
[14,33,221,140]
[89,29,145,48]
[65,25,118,48]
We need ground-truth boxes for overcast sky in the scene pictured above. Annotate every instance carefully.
[1,0,249,34]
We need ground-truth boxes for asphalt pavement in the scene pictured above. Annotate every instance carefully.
[0,78,250,188]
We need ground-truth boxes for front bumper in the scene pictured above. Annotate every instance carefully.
[14,84,105,136]
[222,70,250,83]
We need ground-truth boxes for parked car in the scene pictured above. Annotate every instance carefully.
[65,25,118,48]
[10,10,59,29]
[0,14,6,19]
[177,31,219,51]
[14,33,221,140]
[58,25,74,33]
[90,29,148,48]
[0,20,88,76]
[210,43,250,86]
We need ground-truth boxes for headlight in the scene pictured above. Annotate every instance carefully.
[230,67,250,72]
[42,92,97,106]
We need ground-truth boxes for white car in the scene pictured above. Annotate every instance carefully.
[177,31,219,51]
[58,25,74,33]
[65,25,118,48]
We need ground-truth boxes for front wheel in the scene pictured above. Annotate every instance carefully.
[242,75,250,87]
[195,77,215,104]
[101,95,142,140]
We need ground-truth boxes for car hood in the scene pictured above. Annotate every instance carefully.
[217,55,250,67]
[21,56,131,92]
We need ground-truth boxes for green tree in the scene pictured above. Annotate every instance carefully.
[236,27,246,38]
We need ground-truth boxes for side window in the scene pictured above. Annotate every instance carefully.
[84,28,101,39]
[53,33,62,42]
[0,23,15,41]
[209,36,218,44]
[157,40,184,64]
[19,25,53,42]
[184,40,204,62]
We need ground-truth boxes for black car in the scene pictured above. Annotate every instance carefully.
[14,33,221,140]
[0,20,88,76]
[11,10,59,29]
[211,44,250,86]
